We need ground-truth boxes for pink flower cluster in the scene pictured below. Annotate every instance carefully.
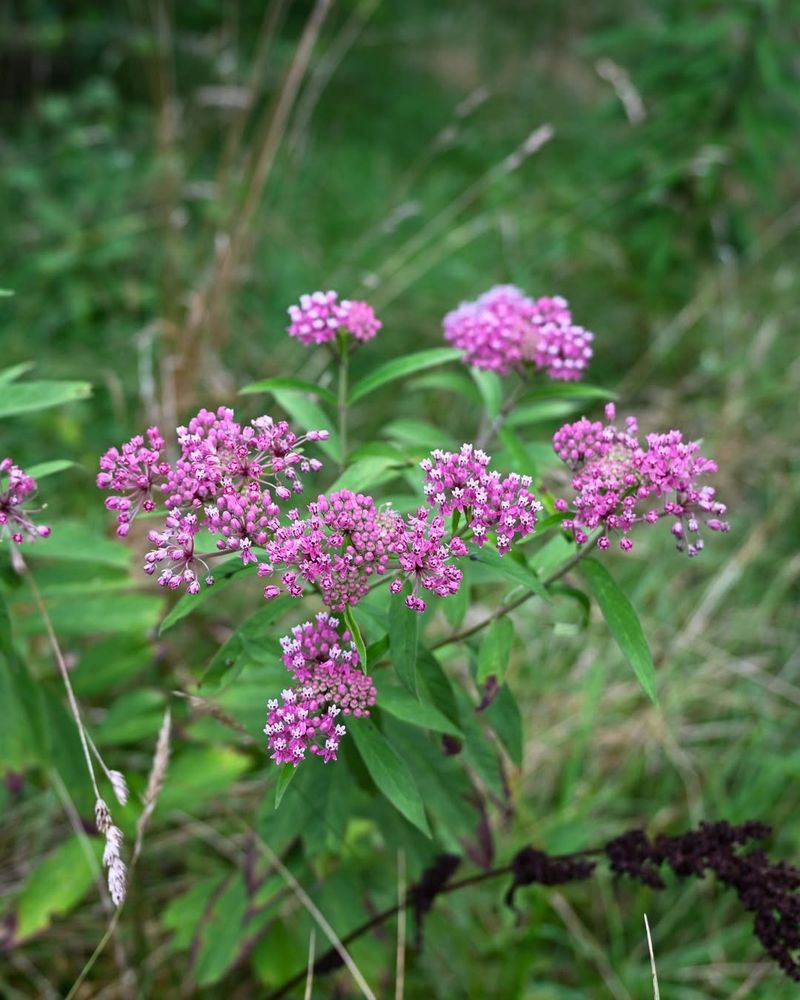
[265,612,376,765]
[0,458,51,545]
[262,490,396,609]
[390,507,468,612]
[421,444,541,554]
[98,406,328,592]
[553,404,730,555]
[443,284,593,380]
[287,290,381,345]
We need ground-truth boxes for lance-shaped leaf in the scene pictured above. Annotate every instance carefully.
[348,348,460,404]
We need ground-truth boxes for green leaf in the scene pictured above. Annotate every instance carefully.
[0,380,92,418]
[0,361,35,385]
[239,376,337,406]
[14,837,103,941]
[25,459,78,480]
[0,593,46,769]
[507,400,581,428]
[498,426,538,478]
[274,765,297,809]
[385,418,458,452]
[350,719,430,836]
[483,684,523,765]
[476,616,515,684]
[328,455,405,494]
[388,583,419,694]
[158,747,251,814]
[417,649,460,726]
[520,382,617,402]
[348,348,461,404]
[408,368,481,403]
[442,560,470,628]
[17,592,163,636]
[270,389,340,462]
[199,599,292,694]
[194,874,249,986]
[580,558,657,703]
[343,606,368,670]
[375,686,462,736]
[469,546,549,602]
[23,519,128,568]
[470,369,503,419]
[159,559,250,634]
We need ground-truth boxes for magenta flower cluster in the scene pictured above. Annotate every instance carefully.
[0,458,51,545]
[287,291,382,345]
[553,404,730,555]
[421,443,541,554]
[443,284,593,380]
[265,613,376,765]
[98,407,328,593]
[260,445,539,614]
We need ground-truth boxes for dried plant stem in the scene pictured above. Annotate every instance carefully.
[644,914,660,1000]
[395,849,406,1000]
[23,564,101,801]
[304,929,316,1000]
[255,835,377,1000]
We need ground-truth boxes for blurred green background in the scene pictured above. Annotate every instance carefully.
[1,1,799,997]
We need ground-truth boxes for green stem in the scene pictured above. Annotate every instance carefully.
[337,338,349,471]
[432,528,603,650]
[475,369,527,451]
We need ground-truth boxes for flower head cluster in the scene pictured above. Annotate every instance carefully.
[265,613,375,765]
[554,403,730,555]
[390,508,468,612]
[0,458,51,545]
[263,490,396,609]
[98,407,328,591]
[287,290,381,345]
[443,284,593,380]
[421,444,541,554]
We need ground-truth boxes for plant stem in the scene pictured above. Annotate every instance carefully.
[475,371,527,451]
[337,338,349,471]
[432,528,603,650]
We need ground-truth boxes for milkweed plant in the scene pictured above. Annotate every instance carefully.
[8,284,797,991]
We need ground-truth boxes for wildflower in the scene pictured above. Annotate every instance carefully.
[421,444,540,554]
[553,403,730,554]
[443,284,593,380]
[389,507,467,612]
[340,299,382,342]
[264,490,396,609]
[0,458,51,545]
[265,615,375,765]
[287,291,382,345]
[99,406,328,590]
[97,428,169,537]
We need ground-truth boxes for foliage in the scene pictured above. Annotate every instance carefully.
[1,1,799,998]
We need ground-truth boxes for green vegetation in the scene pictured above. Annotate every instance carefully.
[1,1,798,997]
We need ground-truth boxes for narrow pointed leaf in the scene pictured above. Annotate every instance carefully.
[581,558,657,703]
[348,348,460,404]
[239,376,337,406]
[350,719,431,836]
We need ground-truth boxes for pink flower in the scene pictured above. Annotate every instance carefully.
[0,458,51,545]
[265,613,375,766]
[443,284,593,380]
[340,300,382,342]
[99,407,328,590]
[287,291,382,345]
[264,490,397,609]
[421,444,540,554]
[97,427,169,537]
[389,507,467,612]
[553,404,730,555]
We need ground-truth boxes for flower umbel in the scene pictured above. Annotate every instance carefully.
[0,458,51,545]
[265,613,376,765]
[287,291,381,345]
[554,403,730,554]
[443,284,593,380]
